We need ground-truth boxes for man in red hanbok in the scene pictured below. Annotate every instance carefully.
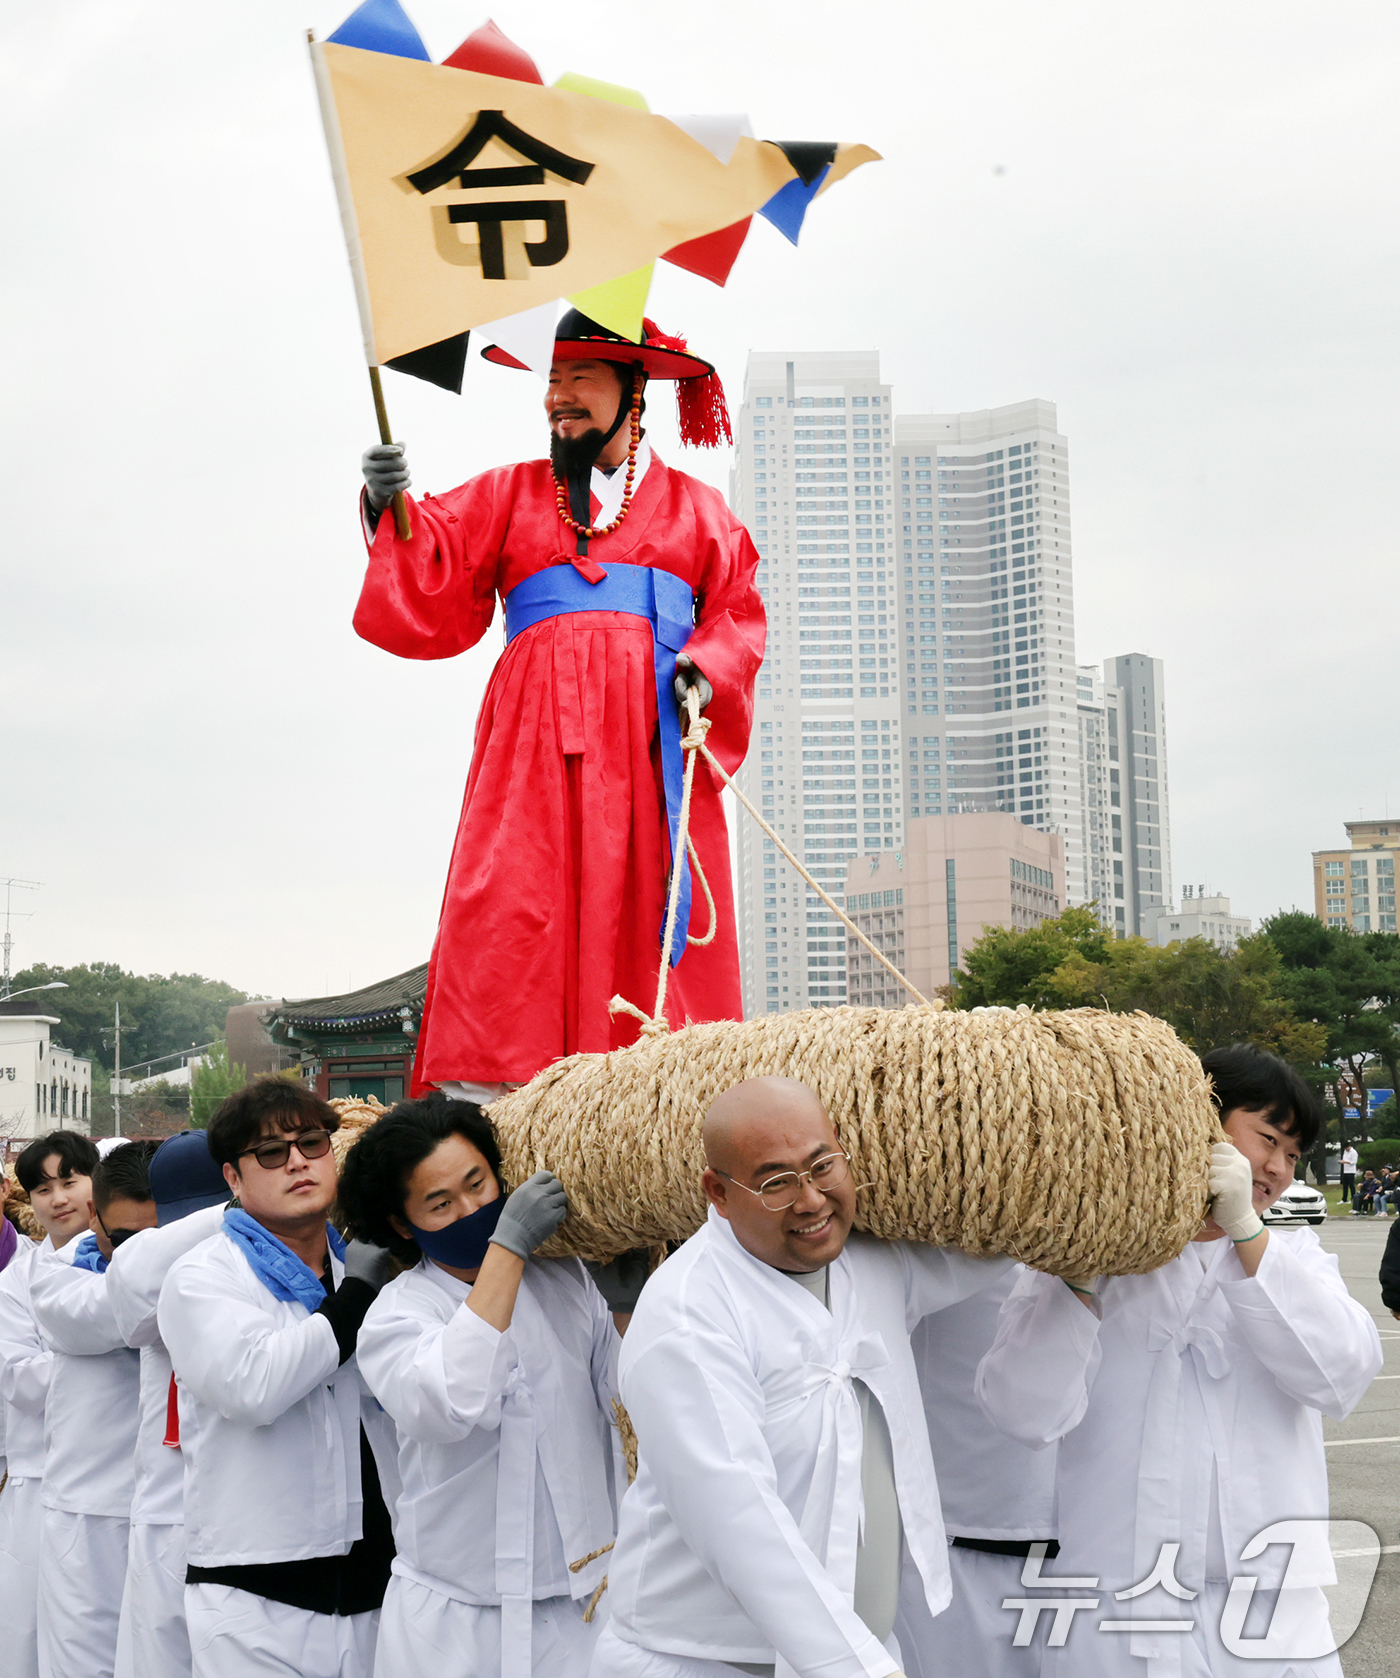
[355,312,765,1100]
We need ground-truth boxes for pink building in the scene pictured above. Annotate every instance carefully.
[843,812,1064,1006]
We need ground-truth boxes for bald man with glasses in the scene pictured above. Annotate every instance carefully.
[591,1076,1013,1678]
[157,1079,399,1678]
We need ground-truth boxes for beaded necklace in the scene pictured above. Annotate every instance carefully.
[553,373,644,541]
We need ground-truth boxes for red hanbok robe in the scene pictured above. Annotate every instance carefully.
[354,454,766,1092]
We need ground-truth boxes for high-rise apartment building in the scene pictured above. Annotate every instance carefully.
[731,362,1171,1013]
[1075,655,1172,936]
[730,352,898,1016]
[1313,820,1399,932]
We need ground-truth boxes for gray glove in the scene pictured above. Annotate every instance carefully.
[362,442,411,511]
[586,1248,651,1315]
[673,652,713,714]
[343,1238,393,1295]
[490,1170,569,1259]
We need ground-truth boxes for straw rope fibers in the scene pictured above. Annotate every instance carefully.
[488,1003,1219,1280]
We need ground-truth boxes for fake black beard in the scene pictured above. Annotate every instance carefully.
[550,425,609,483]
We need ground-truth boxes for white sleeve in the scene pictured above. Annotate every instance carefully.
[158,1248,340,1428]
[975,1267,1102,1448]
[30,1257,126,1356]
[107,1206,227,1348]
[1219,1231,1382,1418]
[899,1245,1016,1327]
[356,1291,515,1445]
[622,1317,898,1678]
[0,1261,51,1418]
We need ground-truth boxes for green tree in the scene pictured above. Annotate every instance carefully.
[8,963,258,1071]
[189,1043,249,1129]
[951,906,1112,1009]
[950,910,1322,1061]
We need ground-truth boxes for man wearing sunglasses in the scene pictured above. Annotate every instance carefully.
[29,1138,160,1678]
[157,1079,397,1678]
[592,1075,1013,1678]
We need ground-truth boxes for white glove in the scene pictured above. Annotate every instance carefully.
[1208,1141,1263,1243]
[362,443,411,510]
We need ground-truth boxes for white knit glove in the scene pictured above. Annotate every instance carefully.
[1208,1141,1263,1243]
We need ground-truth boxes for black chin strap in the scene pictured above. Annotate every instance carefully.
[566,369,641,553]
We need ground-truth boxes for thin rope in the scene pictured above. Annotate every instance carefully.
[611,691,928,1040]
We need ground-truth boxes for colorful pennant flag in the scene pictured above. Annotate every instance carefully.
[311,13,880,385]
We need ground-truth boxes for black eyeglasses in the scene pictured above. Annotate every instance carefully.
[239,1130,333,1171]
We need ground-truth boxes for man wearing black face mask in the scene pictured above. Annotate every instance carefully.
[339,1092,643,1678]
[354,312,765,1107]
[28,1139,159,1678]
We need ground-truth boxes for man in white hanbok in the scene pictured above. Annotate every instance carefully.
[977,1044,1383,1678]
[105,1130,232,1678]
[895,1270,1058,1678]
[29,1138,160,1678]
[157,1078,398,1678]
[342,1092,631,1678]
[592,1075,1013,1678]
[0,1131,99,1678]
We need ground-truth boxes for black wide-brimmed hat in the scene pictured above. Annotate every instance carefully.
[483,308,715,381]
[482,309,731,446]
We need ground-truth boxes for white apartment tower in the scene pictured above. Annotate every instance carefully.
[892,401,1084,894]
[732,365,1170,1012]
[730,352,898,1015]
[1075,656,1173,934]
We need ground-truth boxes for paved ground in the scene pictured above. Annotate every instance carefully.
[1315,1211,1399,1673]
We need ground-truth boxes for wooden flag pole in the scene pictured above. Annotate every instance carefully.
[368,366,412,540]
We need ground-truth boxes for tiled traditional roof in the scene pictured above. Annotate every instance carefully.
[266,964,428,1039]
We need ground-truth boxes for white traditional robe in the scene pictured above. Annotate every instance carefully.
[29,1242,142,1678]
[897,1271,1059,1678]
[600,1209,1011,1678]
[976,1229,1382,1677]
[355,1254,620,1678]
[158,1227,397,1678]
[106,1205,224,1678]
[0,1235,54,1678]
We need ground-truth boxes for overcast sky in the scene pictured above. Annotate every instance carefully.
[3,1,1396,1003]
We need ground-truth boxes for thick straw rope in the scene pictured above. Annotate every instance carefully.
[490,1004,1218,1279]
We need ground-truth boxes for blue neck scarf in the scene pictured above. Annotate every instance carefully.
[70,1231,108,1274]
[223,1209,346,1313]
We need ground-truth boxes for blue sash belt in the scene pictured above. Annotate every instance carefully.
[504,563,696,967]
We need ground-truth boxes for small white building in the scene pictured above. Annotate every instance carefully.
[0,1002,93,1144]
[1146,886,1252,953]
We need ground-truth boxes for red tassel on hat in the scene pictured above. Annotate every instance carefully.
[643,321,733,450]
[676,370,733,449]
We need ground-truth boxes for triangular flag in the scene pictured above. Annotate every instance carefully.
[663,114,753,166]
[482,300,560,377]
[663,217,751,287]
[442,18,543,82]
[758,164,831,246]
[553,71,649,111]
[771,140,837,185]
[327,0,430,60]
[558,71,653,338]
[567,263,654,342]
[386,331,470,392]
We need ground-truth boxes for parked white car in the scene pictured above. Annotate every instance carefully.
[1262,1181,1328,1226]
